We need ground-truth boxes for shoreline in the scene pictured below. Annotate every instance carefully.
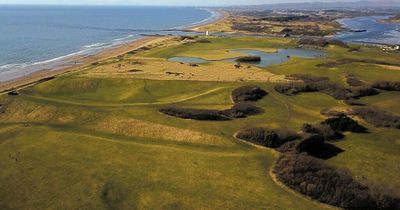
[0,36,165,93]
[0,9,224,93]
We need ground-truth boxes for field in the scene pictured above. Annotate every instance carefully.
[1,36,400,209]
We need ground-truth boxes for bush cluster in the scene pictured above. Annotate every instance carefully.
[302,123,344,140]
[346,74,365,86]
[298,38,348,48]
[351,107,400,129]
[236,127,300,148]
[160,86,268,121]
[344,99,365,106]
[276,74,379,100]
[236,56,261,62]
[322,114,368,133]
[274,153,400,210]
[372,81,400,91]
[274,83,318,96]
[159,107,230,121]
[220,102,263,118]
[231,85,268,103]
[302,114,367,141]
[350,86,380,99]
[7,90,19,96]
[317,58,400,68]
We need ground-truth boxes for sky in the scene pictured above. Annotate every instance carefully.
[0,0,374,6]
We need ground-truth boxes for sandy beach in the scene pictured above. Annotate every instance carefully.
[0,9,224,93]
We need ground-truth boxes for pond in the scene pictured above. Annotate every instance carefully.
[168,48,326,68]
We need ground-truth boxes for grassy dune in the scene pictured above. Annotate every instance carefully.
[1,36,399,209]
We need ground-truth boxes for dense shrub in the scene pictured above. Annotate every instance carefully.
[274,83,318,95]
[236,127,300,148]
[295,134,344,159]
[236,56,261,62]
[320,108,347,117]
[350,86,379,99]
[295,134,325,153]
[260,15,309,22]
[301,115,366,142]
[276,140,299,153]
[351,107,400,129]
[322,114,368,133]
[317,58,400,68]
[7,90,18,96]
[346,75,365,86]
[302,123,344,140]
[220,102,262,118]
[298,38,348,48]
[284,74,352,100]
[274,153,400,210]
[231,85,268,103]
[278,74,379,100]
[159,107,230,121]
[372,81,400,91]
[344,99,365,106]
[232,23,266,33]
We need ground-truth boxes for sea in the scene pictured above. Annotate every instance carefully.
[336,15,400,45]
[0,5,217,82]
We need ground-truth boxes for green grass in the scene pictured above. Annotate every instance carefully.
[1,36,400,209]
